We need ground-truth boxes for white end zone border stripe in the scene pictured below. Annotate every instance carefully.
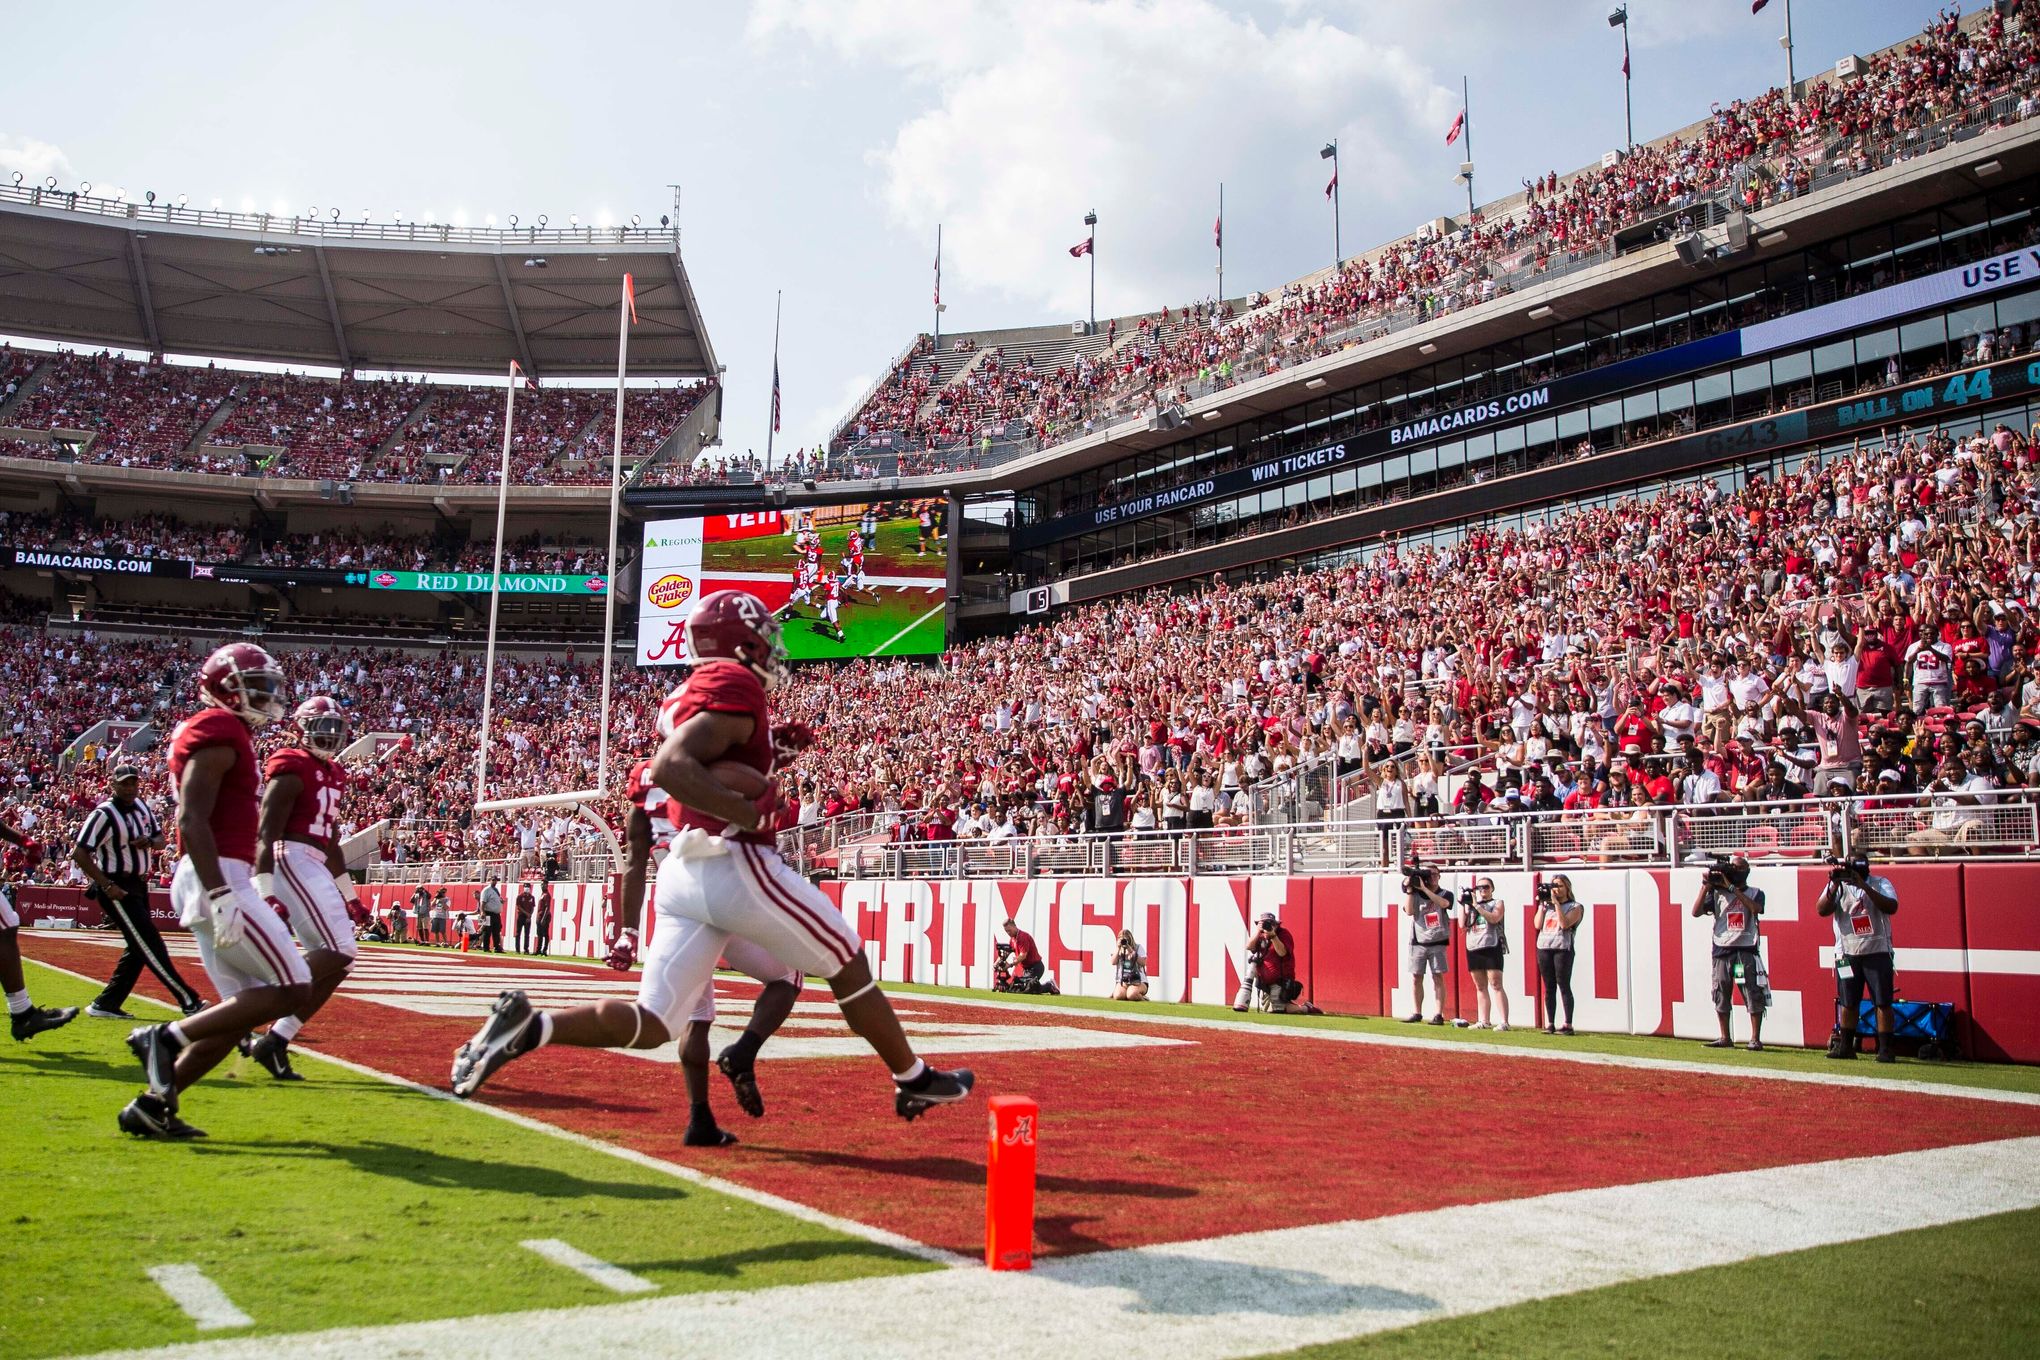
[73,1137,2040,1360]
[19,954,966,1270]
[144,1265,252,1332]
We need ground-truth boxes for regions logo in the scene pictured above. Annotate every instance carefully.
[646,573,695,610]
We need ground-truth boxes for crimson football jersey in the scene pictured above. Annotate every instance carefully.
[626,758,678,851]
[655,661,775,845]
[167,707,260,863]
[263,747,348,843]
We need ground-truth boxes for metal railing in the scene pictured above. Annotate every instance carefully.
[783,789,2040,880]
[0,182,678,249]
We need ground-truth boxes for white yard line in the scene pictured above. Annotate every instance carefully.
[20,955,967,1269]
[76,1136,2040,1360]
[871,601,946,655]
[520,1240,657,1294]
[143,1265,252,1332]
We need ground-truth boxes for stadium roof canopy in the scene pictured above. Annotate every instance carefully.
[0,186,717,380]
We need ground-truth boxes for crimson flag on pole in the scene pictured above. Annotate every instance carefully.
[1445,110,1465,145]
[771,358,782,433]
[1622,49,1630,77]
[1752,1,1769,12]
[1325,171,1338,200]
[1214,214,1222,248]
[1069,238,1092,258]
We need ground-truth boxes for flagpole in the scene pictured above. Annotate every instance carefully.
[1783,0,1796,92]
[1462,76,1476,218]
[1085,211,1097,332]
[765,289,781,471]
[933,224,943,351]
[1217,182,1224,302]
[595,275,632,799]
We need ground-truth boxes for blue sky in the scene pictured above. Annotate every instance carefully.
[0,0,1955,463]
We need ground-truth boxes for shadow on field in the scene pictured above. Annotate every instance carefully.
[6,1048,152,1085]
[765,1148,1195,1199]
[622,1237,912,1278]
[189,1138,688,1201]
[1070,1252,1440,1319]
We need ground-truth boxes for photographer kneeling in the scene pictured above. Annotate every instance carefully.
[1402,863,1452,1025]
[1111,928,1149,1001]
[1461,877,1509,1031]
[1817,856,1901,1063]
[1692,855,1768,1051]
[1234,912,1320,1014]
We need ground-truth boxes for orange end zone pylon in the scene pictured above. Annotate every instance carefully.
[986,1094,1037,1270]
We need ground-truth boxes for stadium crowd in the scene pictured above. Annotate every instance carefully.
[828,3,2040,471]
[0,416,2032,885]
[0,344,710,487]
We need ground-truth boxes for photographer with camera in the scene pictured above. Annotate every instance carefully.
[1461,877,1510,1031]
[999,917,1048,991]
[1533,875,1583,1035]
[1111,928,1149,1001]
[1233,913,1319,1014]
[1402,861,1452,1025]
[1817,855,1902,1063]
[1691,854,1768,1051]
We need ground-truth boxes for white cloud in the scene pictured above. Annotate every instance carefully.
[750,0,1458,319]
[0,132,80,190]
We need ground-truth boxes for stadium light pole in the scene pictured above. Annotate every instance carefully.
[1083,209,1097,332]
[1321,141,1341,267]
[1609,6,1634,153]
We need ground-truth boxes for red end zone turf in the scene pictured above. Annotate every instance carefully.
[32,936,2040,1261]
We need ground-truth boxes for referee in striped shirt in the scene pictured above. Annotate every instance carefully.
[72,764,201,1017]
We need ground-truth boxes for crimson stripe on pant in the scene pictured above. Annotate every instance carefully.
[736,843,852,969]
[277,854,338,951]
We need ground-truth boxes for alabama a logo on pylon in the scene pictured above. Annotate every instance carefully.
[1002,1115,1035,1147]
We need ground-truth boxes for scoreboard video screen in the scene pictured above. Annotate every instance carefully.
[634,501,947,667]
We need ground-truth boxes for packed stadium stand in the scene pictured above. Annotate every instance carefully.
[0,0,2037,908]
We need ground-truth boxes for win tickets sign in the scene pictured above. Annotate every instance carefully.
[635,517,707,665]
[634,504,947,667]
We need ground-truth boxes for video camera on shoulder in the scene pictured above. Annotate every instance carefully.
[1401,855,1437,894]
[1824,854,1871,884]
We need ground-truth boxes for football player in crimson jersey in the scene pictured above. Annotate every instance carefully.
[454,589,974,1122]
[239,696,367,1081]
[1,813,78,1042]
[618,758,800,1147]
[121,644,312,1140]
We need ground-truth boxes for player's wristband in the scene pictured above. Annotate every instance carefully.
[251,872,277,900]
[206,884,237,903]
[331,870,359,903]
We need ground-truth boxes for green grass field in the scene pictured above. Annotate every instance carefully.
[1263,1207,2040,1360]
[0,963,927,1360]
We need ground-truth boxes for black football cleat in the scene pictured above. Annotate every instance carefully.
[11,1004,78,1042]
[86,1004,136,1020]
[118,1092,207,1140]
[683,1122,739,1148]
[716,1049,765,1119]
[249,1032,304,1082]
[450,990,538,1098]
[126,1024,184,1110]
[894,1065,975,1122]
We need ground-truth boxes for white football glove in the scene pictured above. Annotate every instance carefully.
[208,883,248,949]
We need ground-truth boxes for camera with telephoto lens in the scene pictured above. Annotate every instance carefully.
[1535,882,1555,905]
[1402,855,1433,893]
[1698,856,1751,891]
[1825,855,1871,884]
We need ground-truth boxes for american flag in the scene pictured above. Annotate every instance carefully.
[771,357,782,433]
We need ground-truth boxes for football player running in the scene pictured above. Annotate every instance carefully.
[121,644,312,1139]
[618,757,802,1147]
[452,590,973,1121]
[239,696,367,1080]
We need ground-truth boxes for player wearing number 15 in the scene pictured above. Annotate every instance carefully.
[241,695,365,1081]
[120,644,312,1140]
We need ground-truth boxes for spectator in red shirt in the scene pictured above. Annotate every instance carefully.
[1000,918,1045,990]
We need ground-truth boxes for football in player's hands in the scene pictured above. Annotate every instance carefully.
[707,759,770,799]
[604,927,638,972]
